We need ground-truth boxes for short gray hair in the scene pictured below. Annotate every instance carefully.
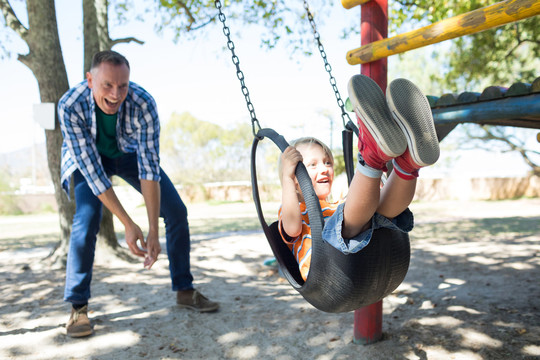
[90,50,130,71]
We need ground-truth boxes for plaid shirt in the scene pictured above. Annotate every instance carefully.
[58,80,161,197]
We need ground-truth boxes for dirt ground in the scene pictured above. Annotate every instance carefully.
[0,198,539,360]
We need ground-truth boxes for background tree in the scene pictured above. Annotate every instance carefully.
[1,0,73,267]
[139,0,538,91]
[161,111,252,184]
[383,0,539,176]
[387,0,540,90]
[82,0,144,261]
[144,0,333,54]
[459,125,540,176]
[1,0,151,266]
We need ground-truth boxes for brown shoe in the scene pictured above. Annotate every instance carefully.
[66,305,93,338]
[176,289,219,312]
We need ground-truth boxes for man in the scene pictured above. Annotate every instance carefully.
[58,50,218,338]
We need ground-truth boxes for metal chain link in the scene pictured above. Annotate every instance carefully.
[215,0,261,137]
[303,0,353,128]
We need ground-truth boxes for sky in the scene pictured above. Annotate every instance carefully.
[0,0,534,179]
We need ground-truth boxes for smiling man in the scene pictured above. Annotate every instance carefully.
[58,50,218,338]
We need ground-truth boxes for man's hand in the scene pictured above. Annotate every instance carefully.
[141,230,161,270]
[140,179,161,270]
[125,222,147,258]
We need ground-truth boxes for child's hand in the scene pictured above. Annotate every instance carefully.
[281,146,303,181]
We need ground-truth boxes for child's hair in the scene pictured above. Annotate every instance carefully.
[278,137,334,183]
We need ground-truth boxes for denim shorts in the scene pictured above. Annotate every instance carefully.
[322,203,414,254]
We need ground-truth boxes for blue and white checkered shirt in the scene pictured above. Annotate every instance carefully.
[58,80,161,197]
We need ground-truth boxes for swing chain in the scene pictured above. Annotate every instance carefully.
[215,0,262,138]
[303,0,353,128]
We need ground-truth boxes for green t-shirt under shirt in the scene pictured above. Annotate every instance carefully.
[96,106,124,159]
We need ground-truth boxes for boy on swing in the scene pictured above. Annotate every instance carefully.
[279,75,440,280]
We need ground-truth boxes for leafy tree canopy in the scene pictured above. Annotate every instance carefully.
[110,0,334,55]
[109,0,539,91]
[389,0,539,90]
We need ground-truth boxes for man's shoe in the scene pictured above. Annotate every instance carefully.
[348,74,407,172]
[66,305,93,338]
[386,78,440,179]
[177,289,219,313]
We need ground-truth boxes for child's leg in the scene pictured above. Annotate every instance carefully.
[343,75,407,238]
[377,78,440,217]
[342,172,381,238]
[377,171,416,219]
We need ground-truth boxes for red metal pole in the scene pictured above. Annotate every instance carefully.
[354,0,388,345]
[354,301,383,344]
[360,0,388,91]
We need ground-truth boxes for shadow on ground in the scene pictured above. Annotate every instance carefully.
[0,212,538,359]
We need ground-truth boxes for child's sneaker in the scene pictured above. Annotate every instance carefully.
[347,75,407,176]
[386,78,440,180]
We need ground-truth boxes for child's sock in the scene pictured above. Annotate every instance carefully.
[392,158,418,180]
[357,153,383,178]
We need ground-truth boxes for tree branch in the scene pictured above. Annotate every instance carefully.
[110,36,145,47]
[0,0,29,39]
[504,22,540,60]
[188,15,216,32]
[476,125,540,175]
[174,0,196,30]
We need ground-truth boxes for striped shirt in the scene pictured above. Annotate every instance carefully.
[278,199,342,281]
[58,80,161,197]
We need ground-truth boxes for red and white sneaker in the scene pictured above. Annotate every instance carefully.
[386,78,440,180]
[347,75,407,173]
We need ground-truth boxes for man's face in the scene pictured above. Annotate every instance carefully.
[87,62,130,115]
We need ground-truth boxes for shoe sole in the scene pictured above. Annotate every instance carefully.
[387,78,440,167]
[67,329,93,338]
[177,304,219,313]
[347,75,407,158]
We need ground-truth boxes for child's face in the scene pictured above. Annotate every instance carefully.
[296,143,334,201]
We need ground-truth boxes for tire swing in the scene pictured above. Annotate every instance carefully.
[216,0,411,313]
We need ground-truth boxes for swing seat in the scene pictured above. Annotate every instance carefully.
[252,128,411,313]
[265,221,410,313]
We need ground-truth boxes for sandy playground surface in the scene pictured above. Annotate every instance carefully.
[0,198,539,360]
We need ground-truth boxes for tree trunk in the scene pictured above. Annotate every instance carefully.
[83,0,134,261]
[1,0,143,267]
[18,0,74,268]
[83,0,111,72]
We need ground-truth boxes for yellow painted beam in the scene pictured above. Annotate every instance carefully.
[347,0,540,65]
[341,0,371,10]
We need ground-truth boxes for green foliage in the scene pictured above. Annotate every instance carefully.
[111,0,335,55]
[0,169,22,215]
[389,0,539,90]
[332,151,346,177]
[444,18,539,89]
[135,0,538,90]
[160,111,253,183]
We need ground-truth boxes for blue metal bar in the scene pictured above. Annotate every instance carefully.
[432,94,540,129]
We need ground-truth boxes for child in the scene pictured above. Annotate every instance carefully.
[278,75,440,281]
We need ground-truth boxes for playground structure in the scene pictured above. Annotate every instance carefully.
[343,0,540,345]
[216,0,539,346]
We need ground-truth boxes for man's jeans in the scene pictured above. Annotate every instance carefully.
[64,153,193,305]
